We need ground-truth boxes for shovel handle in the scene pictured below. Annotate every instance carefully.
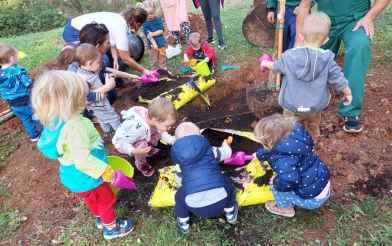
[226,136,233,146]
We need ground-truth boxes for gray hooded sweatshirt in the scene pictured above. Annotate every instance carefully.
[273,47,348,114]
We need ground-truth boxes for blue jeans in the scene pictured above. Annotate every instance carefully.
[12,104,43,138]
[62,20,80,43]
[271,187,330,209]
[174,175,236,218]
[282,7,297,52]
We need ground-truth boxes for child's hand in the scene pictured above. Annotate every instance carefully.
[252,152,257,160]
[105,73,116,89]
[183,56,189,63]
[131,145,152,156]
[107,173,116,184]
[269,175,276,186]
[343,93,353,106]
[204,57,210,63]
[170,137,176,145]
[147,31,154,40]
[221,139,229,147]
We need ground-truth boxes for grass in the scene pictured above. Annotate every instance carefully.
[1,0,392,245]
[0,209,27,243]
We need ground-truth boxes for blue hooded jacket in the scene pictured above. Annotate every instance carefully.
[171,135,226,196]
[256,123,330,199]
[0,65,33,102]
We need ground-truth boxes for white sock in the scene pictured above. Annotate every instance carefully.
[178,217,189,222]
[224,206,234,213]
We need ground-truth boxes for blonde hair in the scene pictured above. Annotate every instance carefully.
[253,114,297,148]
[31,70,88,129]
[0,43,17,65]
[189,32,202,47]
[136,1,161,16]
[147,97,177,122]
[301,12,331,44]
[175,122,201,139]
[74,43,102,66]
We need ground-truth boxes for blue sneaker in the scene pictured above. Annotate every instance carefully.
[343,116,364,133]
[103,219,135,240]
[30,131,42,142]
[225,201,239,223]
[177,218,190,234]
[96,217,103,229]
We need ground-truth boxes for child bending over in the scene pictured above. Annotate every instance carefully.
[0,44,43,141]
[171,122,238,234]
[75,43,120,137]
[260,12,352,141]
[138,1,167,71]
[184,32,216,74]
[253,114,331,217]
[112,97,177,177]
[32,70,134,240]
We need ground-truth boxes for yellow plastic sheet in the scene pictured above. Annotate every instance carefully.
[138,77,215,110]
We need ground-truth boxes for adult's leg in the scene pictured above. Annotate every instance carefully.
[208,0,223,41]
[199,0,214,39]
[62,21,80,43]
[338,21,371,117]
[283,7,297,52]
[172,31,181,45]
[180,22,191,44]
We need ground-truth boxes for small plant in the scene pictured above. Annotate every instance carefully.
[0,209,27,242]
[0,182,11,196]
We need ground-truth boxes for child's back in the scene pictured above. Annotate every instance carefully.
[273,47,347,114]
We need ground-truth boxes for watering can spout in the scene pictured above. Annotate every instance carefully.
[112,170,138,190]
[223,151,254,165]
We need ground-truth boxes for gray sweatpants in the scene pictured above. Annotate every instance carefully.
[87,105,121,133]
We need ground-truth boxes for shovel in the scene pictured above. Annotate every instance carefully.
[221,65,238,72]
[223,151,254,166]
[112,170,138,190]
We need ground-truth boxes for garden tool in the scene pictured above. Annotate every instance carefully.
[152,70,162,77]
[188,76,211,107]
[158,77,176,82]
[152,45,166,56]
[223,151,254,166]
[259,52,273,72]
[227,136,233,145]
[181,59,202,67]
[112,170,138,190]
[141,74,159,83]
[221,65,239,72]
[181,67,192,73]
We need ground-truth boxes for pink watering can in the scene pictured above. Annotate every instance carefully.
[259,52,273,72]
[140,70,162,83]
[223,151,254,166]
[112,170,138,190]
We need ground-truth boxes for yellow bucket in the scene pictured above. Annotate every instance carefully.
[191,60,211,76]
[107,156,134,195]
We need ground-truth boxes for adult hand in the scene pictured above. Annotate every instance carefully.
[343,94,353,106]
[352,15,374,40]
[142,69,154,76]
[125,74,141,82]
[267,11,275,24]
[293,6,299,15]
[113,60,119,71]
[131,145,152,156]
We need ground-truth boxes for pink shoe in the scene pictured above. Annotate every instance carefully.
[141,75,159,83]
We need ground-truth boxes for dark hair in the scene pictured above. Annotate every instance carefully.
[122,7,147,30]
[29,43,78,81]
[79,22,109,46]
[75,43,102,66]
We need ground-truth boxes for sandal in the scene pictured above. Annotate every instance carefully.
[265,201,295,217]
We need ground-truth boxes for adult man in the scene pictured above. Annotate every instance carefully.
[295,0,390,133]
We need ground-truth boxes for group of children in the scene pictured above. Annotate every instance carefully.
[0,10,353,240]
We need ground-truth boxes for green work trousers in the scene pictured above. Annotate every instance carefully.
[321,19,371,117]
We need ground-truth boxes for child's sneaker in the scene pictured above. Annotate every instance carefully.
[103,219,135,240]
[177,218,190,234]
[218,40,228,50]
[30,131,42,142]
[136,162,155,177]
[96,217,103,229]
[103,128,115,137]
[225,201,239,223]
[207,37,215,44]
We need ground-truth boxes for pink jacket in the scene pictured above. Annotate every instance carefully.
[192,0,225,8]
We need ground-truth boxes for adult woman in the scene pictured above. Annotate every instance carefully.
[62,7,153,75]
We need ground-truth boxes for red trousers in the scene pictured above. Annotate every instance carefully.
[73,182,117,224]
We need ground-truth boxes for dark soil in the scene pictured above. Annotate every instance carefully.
[353,170,392,198]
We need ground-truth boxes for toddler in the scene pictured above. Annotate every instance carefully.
[112,97,177,177]
[184,32,216,74]
[171,122,238,234]
[0,44,43,141]
[253,114,331,217]
[32,70,134,240]
[138,1,167,71]
[75,43,121,137]
[260,12,352,141]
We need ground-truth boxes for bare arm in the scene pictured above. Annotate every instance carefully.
[118,49,152,75]
[110,46,119,70]
[105,67,141,81]
[294,0,312,47]
[352,0,391,39]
